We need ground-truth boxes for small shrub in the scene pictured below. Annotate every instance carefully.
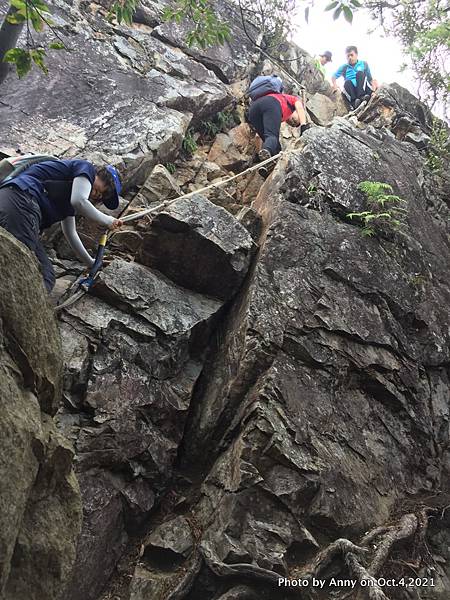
[200,120,220,138]
[425,118,450,175]
[182,129,198,155]
[306,183,317,196]
[347,181,407,237]
[199,109,238,139]
[216,109,236,130]
[410,274,427,287]
[165,162,176,175]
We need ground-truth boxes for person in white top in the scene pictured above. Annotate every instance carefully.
[0,157,123,291]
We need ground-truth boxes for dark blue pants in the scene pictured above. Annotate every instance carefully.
[343,71,373,108]
[0,186,55,291]
[248,95,282,156]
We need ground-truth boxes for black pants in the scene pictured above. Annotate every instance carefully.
[248,95,282,156]
[343,71,373,107]
[0,186,55,291]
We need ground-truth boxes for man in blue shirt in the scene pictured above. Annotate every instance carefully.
[0,158,123,292]
[332,46,378,109]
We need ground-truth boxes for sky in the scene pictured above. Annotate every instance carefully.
[291,6,416,92]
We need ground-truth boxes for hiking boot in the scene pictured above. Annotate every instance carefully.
[258,148,272,162]
[258,160,276,179]
[361,94,371,103]
[353,98,362,109]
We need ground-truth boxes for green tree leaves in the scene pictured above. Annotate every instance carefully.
[363,0,449,115]
[110,0,138,25]
[30,47,47,72]
[6,0,49,29]
[3,47,31,77]
[324,0,360,23]
[162,0,231,49]
[1,0,65,78]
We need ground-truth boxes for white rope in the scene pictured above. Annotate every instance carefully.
[120,151,283,224]
[55,151,282,312]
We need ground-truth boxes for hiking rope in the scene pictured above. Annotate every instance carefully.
[120,151,282,224]
[55,151,283,312]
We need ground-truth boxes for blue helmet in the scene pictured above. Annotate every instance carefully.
[104,164,122,209]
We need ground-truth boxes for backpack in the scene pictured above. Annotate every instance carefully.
[0,154,57,186]
[342,61,369,79]
[247,75,283,101]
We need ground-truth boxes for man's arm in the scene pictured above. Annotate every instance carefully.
[364,63,378,90]
[331,65,344,90]
[294,100,307,126]
[61,217,95,267]
[70,176,115,227]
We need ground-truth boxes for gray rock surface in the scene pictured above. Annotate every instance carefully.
[152,0,258,83]
[357,84,434,149]
[139,164,182,206]
[0,0,229,186]
[139,195,257,300]
[59,276,217,599]
[307,91,348,125]
[130,107,450,599]
[0,229,81,600]
[57,200,255,600]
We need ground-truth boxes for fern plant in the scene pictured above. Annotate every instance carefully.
[200,109,237,140]
[200,120,220,138]
[182,129,198,155]
[347,181,407,237]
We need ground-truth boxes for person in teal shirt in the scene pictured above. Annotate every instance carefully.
[332,46,378,109]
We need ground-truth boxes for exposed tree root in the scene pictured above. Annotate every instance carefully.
[200,542,287,586]
[167,552,203,600]
[200,510,432,600]
[299,538,368,581]
[345,552,389,600]
[307,510,429,599]
[368,513,419,576]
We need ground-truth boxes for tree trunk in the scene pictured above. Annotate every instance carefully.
[0,5,25,86]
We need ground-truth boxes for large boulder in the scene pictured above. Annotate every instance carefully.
[208,124,260,171]
[356,84,436,148]
[59,262,221,600]
[139,163,182,207]
[306,92,348,125]
[139,195,257,300]
[0,229,81,600]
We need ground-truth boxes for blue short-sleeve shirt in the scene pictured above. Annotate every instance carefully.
[5,159,95,229]
[333,60,372,86]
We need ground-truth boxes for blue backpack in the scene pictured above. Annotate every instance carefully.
[0,154,75,204]
[247,75,283,101]
[0,154,57,186]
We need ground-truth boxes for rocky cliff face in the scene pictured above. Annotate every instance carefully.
[0,1,449,600]
[0,229,81,600]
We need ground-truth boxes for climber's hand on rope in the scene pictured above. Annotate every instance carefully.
[109,219,123,231]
